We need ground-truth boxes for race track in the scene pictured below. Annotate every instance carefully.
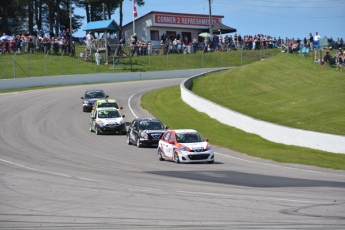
[0,78,344,229]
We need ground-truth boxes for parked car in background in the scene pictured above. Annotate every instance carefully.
[157,129,214,163]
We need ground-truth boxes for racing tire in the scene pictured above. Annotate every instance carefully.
[136,136,141,148]
[96,127,100,135]
[207,160,214,164]
[158,150,164,161]
[127,134,132,145]
[174,152,180,164]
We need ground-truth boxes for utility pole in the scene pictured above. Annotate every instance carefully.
[208,0,212,35]
[70,1,72,44]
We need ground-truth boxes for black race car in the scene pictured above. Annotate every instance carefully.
[127,118,168,148]
[81,89,109,112]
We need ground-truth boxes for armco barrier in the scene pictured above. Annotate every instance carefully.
[0,68,228,91]
[180,72,345,154]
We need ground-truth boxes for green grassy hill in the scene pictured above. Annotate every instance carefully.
[141,53,345,170]
[190,53,345,135]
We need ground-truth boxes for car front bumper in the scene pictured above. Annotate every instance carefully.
[138,138,160,147]
[83,104,94,111]
[97,124,126,134]
[178,150,214,163]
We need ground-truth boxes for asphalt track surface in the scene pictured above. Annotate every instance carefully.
[0,78,344,229]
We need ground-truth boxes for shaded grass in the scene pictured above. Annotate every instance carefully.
[191,53,345,135]
[142,85,345,170]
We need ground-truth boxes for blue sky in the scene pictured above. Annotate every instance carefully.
[74,0,344,41]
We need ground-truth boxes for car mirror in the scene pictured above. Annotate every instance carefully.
[106,95,109,98]
[81,97,84,99]
[165,126,169,129]
[122,115,125,118]
[205,138,209,142]
[91,116,95,119]
[120,106,123,109]
[168,140,174,144]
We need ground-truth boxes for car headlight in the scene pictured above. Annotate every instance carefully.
[97,121,105,127]
[83,100,89,104]
[179,145,190,152]
[140,132,148,139]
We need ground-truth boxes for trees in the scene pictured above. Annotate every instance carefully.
[0,0,145,36]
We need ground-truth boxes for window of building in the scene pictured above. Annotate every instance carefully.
[150,30,159,41]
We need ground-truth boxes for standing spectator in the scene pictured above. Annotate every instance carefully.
[95,50,101,65]
[238,34,243,48]
[65,28,70,43]
[192,37,198,53]
[183,35,189,46]
[86,31,94,48]
[39,28,44,38]
[314,32,321,49]
[212,34,218,51]
[160,33,166,44]
[309,33,314,51]
[303,36,307,48]
[336,48,343,70]
[234,34,238,47]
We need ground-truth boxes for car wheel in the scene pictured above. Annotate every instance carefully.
[96,127,100,135]
[158,150,164,161]
[207,160,214,164]
[127,134,132,145]
[136,136,141,148]
[174,152,180,163]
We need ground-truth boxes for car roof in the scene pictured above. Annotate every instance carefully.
[85,89,104,92]
[171,129,198,133]
[95,108,119,111]
[96,99,118,103]
[136,117,162,122]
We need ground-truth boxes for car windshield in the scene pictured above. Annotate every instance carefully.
[139,121,164,130]
[98,110,120,118]
[176,132,204,143]
[85,91,105,99]
[98,102,119,109]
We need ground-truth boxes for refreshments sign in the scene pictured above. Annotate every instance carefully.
[154,14,220,26]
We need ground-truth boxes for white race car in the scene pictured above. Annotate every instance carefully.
[89,108,126,135]
[157,129,214,163]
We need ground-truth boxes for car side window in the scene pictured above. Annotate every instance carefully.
[169,133,175,142]
[132,120,137,129]
[163,132,170,141]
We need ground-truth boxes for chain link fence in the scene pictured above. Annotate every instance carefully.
[0,44,280,79]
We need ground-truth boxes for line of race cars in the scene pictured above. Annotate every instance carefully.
[81,89,214,164]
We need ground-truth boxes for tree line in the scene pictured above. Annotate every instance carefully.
[0,0,144,36]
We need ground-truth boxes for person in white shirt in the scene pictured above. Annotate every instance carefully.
[95,50,101,65]
[86,31,94,48]
[314,32,321,49]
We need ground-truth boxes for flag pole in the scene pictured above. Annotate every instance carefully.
[133,0,136,34]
